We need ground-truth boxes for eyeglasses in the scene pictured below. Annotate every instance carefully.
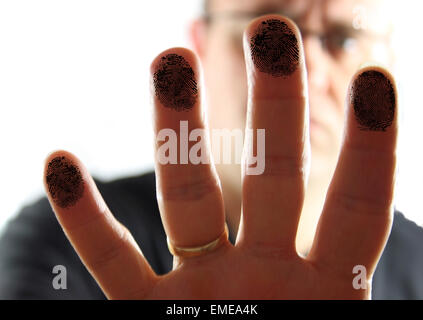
[204,10,390,68]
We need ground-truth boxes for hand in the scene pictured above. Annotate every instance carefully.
[43,14,397,299]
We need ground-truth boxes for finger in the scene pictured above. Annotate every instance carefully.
[308,66,398,277]
[238,15,309,254]
[43,150,157,299]
[151,48,228,260]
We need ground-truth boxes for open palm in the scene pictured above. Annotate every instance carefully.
[43,15,397,300]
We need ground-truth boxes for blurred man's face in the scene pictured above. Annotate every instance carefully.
[200,0,393,180]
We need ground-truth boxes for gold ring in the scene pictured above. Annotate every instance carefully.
[167,224,229,258]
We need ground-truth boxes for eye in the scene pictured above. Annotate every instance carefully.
[327,33,358,53]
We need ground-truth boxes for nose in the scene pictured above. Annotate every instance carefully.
[302,33,330,92]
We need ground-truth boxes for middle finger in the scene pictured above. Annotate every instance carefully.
[239,15,309,256]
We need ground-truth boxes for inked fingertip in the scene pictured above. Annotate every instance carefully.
[245,14,302,77]
[44,150,85,209]
[151,47,200,112]
[350,66,397,132]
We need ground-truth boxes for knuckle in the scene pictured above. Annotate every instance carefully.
[261,154,304,178]
[345,141,395,159]
[329,191,393,216]
[86,225,131,271]
[160,176,220,201]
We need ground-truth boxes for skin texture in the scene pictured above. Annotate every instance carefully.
[351,70,395,131]
[44,1,398,299]
[250,18,300,76]
[45,156,85,209]
[153,53,198,111]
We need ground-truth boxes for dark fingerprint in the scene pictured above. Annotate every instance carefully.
[46,156,84,208]
[250,19,299,77]
[153,53,198,111]
[351,70,395,131]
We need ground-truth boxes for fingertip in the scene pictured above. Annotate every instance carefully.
[43,149,81,184]
[243,14,304,78]
[150,47,201,112]
[44,149,77,167]
[43,149,86,210]
[150,47,200,76]
[244,13,302,42]
[348,64,397,133]
[350,64,397,95]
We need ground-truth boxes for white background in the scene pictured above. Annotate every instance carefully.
[0,1,422,232]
